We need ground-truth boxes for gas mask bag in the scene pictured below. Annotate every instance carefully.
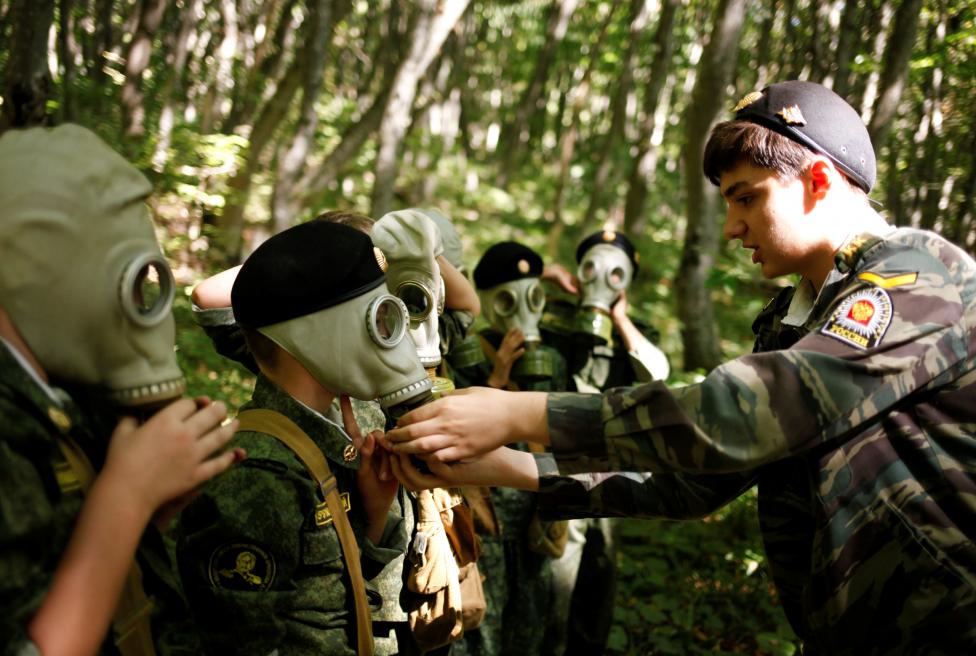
[0,124,184,407]
[233,220,431,409]
[372,209,445,368]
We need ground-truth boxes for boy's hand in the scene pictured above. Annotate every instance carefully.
[487,328,525,388]
[341,396,397,543]
[103,397,244,521]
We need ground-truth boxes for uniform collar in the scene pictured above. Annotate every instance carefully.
[246,375,360,470]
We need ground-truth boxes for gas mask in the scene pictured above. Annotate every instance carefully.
[577,244,634,345]
[372,209,445,369]
[259,281,432,409]
[480,278,555,382]
[0,125,184,408]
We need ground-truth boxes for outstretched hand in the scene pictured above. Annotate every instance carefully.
[541,263,580,295]
[382,387,550,462]
[390,447,540,492]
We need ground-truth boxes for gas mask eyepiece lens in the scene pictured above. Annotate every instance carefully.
[395,281,433,326]
[367,295,408,348]
[120,253,175,327]
[493,288,518,317]
[580,260,597,282]
[607,266,628,290]
[527,282,545,312]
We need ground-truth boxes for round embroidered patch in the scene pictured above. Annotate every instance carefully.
[820,287,893,349]
[208,543,276,591]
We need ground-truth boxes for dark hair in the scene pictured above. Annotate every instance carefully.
[242,328,281,372]
[703,120,865,197]
[314,209,375,234]
[703,120,813,187]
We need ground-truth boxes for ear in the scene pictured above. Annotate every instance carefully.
[807,158,833,199]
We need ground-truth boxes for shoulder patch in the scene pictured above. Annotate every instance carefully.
[857,271,918,289]
[821,287,893,350]
[209,543,276,590]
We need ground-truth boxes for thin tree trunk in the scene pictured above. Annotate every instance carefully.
[370,0,471,217]
[623,0,679,233]
[581,0,649,231]
[1,0,56,130]
[88,0,115,88]
[831,0,860,96]
[867,0,923,149]
[271,0,339,233]
[199,0,239,133]
[677,0,749,372]
[120,0,169,144]
[215,56,303,261]
[57,0,77,122]
[151,0,204,170]
[495,0,580,186]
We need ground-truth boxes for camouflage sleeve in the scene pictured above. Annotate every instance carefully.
[533,453,757,520]
[549,244,972,475]
[192,305,259,375]
[176,453,357,655]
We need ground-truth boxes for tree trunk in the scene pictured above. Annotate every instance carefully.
[831,0,860,96]
[88,0,115,88]
[199,0,239,134]
[151,0,204,170]
[271,0,339,233]
[120,0,169,144]
[495,0,580,186]
[370,0,471,217]
[57,0,78,122]
[1,0,56,131]
[215,56,303,261]
[622,0,679,234]
[867,0,923,149]
[581,0,650,231]
[677,0,749,372]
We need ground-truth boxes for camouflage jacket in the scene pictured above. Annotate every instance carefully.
[176,375,411,655]
[537,229,976,654]
[0,341,201,656]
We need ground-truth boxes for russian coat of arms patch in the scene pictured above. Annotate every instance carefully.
[821,287,893,349]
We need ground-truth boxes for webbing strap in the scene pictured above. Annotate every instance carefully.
[55,436,156,656]
[236,409,374,656]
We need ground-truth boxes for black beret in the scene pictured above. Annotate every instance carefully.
[232,221,385,329]
[473,241,543,290]
[575,230,639,274]
[733,80,876,192]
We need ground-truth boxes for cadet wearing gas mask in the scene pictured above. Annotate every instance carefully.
[0,124,242,656]
[446,241,567,656]
[544,230,669,392]
[176,221,430,655]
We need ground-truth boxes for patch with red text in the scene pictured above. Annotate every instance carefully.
[821,287,892,350]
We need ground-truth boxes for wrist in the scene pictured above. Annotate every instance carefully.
[507,391,549,445]
[88,466,156,530]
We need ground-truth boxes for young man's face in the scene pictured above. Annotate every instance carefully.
[720,161,818,280]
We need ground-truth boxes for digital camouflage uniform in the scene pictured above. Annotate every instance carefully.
[176,375,411,655]
[535,228,976,655]
[0,341,201,656]
[451,328,567,656]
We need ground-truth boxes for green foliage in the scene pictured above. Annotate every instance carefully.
[610,491,799,655]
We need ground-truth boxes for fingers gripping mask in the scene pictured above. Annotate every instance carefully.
[479,278,546,344]
[372,210,445,368]
[258,283,432,408]
[0,125,184,407]
[578,244,634,313]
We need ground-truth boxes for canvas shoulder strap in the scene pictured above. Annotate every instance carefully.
[54,435,156,656]
[236,408,374,656]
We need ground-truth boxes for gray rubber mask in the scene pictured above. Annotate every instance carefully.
[372,209,445,368]
[578,244,634,313]
[480,278,546,344]
[0,125,184,407]
[258,282,432,408]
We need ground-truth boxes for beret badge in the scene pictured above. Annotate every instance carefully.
[777,104,807,126]
[517,259,530,274]
[733,90,764,113]
[374,247,388,273]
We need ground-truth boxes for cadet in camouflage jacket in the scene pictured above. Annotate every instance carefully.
[0,340,203,656]
[537,227,976,654]
[176,375,410,655]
